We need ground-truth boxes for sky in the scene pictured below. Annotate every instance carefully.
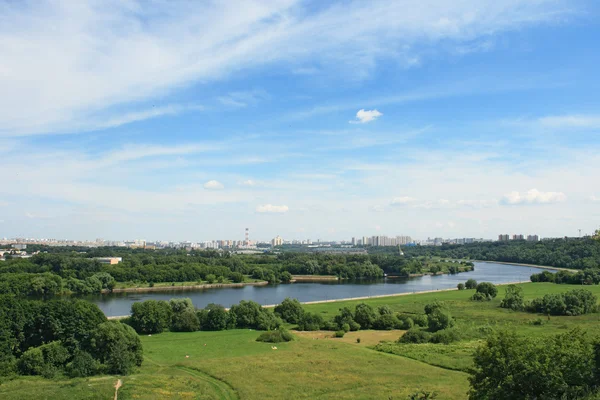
[1,0,600,242]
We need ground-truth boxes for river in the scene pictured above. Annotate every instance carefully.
[89,262,553,317]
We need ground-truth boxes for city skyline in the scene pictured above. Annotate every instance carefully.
[1,1,600,240]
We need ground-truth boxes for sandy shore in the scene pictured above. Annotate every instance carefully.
[474,260,577,272]
[105,280,268,294]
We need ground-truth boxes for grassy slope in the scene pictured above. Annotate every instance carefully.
[3,283,600,399]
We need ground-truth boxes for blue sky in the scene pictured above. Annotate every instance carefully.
[1,0,599,242]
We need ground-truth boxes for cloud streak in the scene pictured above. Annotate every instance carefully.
[502,189,566,205]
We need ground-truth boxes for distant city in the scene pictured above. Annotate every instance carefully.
[1,229,567,252]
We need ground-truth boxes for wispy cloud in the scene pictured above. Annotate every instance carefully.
[217,90,269,108]
[501,189,566,205]
[391,196,417,206]
[256,204,289,213]
[0,0,574,136]
[538,114,600,129]
[203,180,225,190]
[350,109,383,124]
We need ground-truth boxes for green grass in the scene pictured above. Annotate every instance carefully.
[4,282,600,399]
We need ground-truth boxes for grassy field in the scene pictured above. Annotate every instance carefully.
[2,282,600,399]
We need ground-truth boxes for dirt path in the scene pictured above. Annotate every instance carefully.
[113,379,122,400]
[175,366,238,400]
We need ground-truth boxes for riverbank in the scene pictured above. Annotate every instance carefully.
[291,275,339,282]
[474,260,578,272]
[106,280,530,320]
[104,280,269,294]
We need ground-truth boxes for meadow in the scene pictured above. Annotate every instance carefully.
[2,282,600,399]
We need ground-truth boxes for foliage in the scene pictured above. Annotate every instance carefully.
[475,282,497,298]
[372,314,399,330]
[469,329,600,400]
[274,297,304,324]
[296,312,324,331]
[229,300,262,329]
[334,330,345,338]
[353,303,377,329]
[465,279,478,290]
[427,309,454,332]
[89,321,143,375]
[526,289,598,316]
[457,283,465,290]
[199,303,229,331]
[398,329,432,344]
[500,284,525,311]
[130,300,172,334]
[407,390,437,400]
[255,328,293,343]
[65,350,98,378]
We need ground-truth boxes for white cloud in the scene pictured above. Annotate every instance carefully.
[538,115,600,129]
[203,180,224,190]
[457,199,498,208]
[391,196,417,205]
[370,205,386,212]
[256,204,289,213]
[350,109,383,124]
[241,180,257,187]
[0,0,571,136]
[217,90,269,108]
[502,189,566,205]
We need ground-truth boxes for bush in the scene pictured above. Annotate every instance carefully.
[334,307,355,329]
[373,314,398,330]
[424,301,444,315]
[341,323,350,333]
[500,285,525,311]
[171,308,200,332]
[230,300,262,328]
[297,312,324,331]
[471,292,490,301]
[279,271,293,283]
[408,389,438,399]
[378,305,393,315]
[199,303,229,331]
[430,328,462,344]
[356,338,361,344]
[457,283,465,290]
[411,314,429,328]
[398,329,432,344]
[274,298,304,324]
[206,274,216,283]
[130,300,172,334]
[66,350,98,378]
[229,271,244,283]
[89,321,143,375]
[256,310,283,331]
[334,330,345,338]
[397,316,414,330]
[526,289,598,316]
[354,303,377,329]
[465,279,478,289]
[475,282,498,299]
[256,328,293,343]
[427,309,454,332]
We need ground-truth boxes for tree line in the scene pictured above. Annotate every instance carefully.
[0,296,142,380]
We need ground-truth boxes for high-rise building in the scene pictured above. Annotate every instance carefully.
[351,237,356,246]
[362,236,369,246]
[271,235,283,247]
[498,234,510,241]
[512,234,524,240]
[527,235,539,242]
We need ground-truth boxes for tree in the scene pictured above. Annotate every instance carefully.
[171,308,200,332]
[378,305,393,315]
[256,310,282,331]
[457,283,465,290]
[130,300,172,334]
[427,309,454,332]
[500,285,524,311]
[424,301,444,315]
[354,303,377,329]
[230,271,244,283]
[89,321,143,375]
[200,303,229,331]
[473,282,497,300]
[229,300,262,328]
[279,271,293,283]
[465,279,477,289]
[274,298,304,324]
[66,350,98,378]
[469,329,599,400]
[297,312,323,331]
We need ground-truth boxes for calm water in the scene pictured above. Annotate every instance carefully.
[89,262,554,317]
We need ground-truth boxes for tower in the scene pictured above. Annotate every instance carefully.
[245,228,249,246]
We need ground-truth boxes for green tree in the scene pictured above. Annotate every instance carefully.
[473,282,497,300]
[66,350,98,378]
[354,303,377,329]
[427,309,454,332]
[500,284,524,311]
[274,298,304,324]
[89,321,143,375]
[199,303,229,331]
[457,283,465,290]
[130,300,172,334]
[230,300,262,328]
[297,312,324,331]
[465,279,478,289]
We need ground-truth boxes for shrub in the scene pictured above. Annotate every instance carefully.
[335,330,345,338]
[297,312,324,331]
[457,283,466,290]
[274,298,304,324]
[475,282,498,299]
[356,338,361,344]
[256,328,294,343]
[354,303,377,329]
[408,389,438,399]
[500,285,525,311]
[427,309,454,332]
[378,305,393,315]
[199,303,228,331]
[397,316,414,330]
[256,310,283,331]
[334,307,355,329]
[171,308,200,332]
[471,292,490,301]
[526,289,598,316]
[530,318,544,326]
[424,301,444,315]
[465,279,478,289]
[229,271,244,283]
[341,323,350,333]
[398,329,432,344]
[206,274,216,283]
[279,271,293,283]
[66,350,98,378]
[411,314,429,328]
[89,322,143,375]
[230,300,262,328]
[373,314,398,330]
[430,328,462,344]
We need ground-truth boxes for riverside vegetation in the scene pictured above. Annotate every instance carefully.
[3,281,600,399]
[0,245,473,297]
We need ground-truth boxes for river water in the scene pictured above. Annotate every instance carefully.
[89,262,554,317]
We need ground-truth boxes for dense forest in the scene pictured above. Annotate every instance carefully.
[395,238,600,270]
[0,297,141,379]
[0,247,472,297]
